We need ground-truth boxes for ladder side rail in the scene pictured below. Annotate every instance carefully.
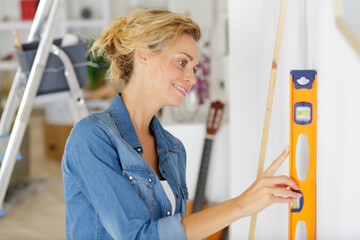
[28,0,53,42]
[0,70,24,134]
[0,0,65,211]
[0,0,53,134]
[50,45,89,123]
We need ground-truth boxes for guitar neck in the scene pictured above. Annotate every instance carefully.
[191,137,214,213]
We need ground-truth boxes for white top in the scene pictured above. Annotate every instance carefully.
[160,180,176,215]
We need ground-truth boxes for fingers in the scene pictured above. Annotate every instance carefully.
[263,146,289,177]
[262,175,299,190]
[267,187,302,199]
[237,173,301,216]
[271,196,297,204]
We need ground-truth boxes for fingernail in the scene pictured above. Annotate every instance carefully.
[297,193,302,198]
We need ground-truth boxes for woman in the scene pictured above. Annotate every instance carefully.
[62,8,301,240]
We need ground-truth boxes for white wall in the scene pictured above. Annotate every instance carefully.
[316,1,360,239]
[228,0,360,239]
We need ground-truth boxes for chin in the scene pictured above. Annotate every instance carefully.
[172,102,183,108]
[166,97,184,108]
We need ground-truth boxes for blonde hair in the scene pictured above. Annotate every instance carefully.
[91,8,201,89]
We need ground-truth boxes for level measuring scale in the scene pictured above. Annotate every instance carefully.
[289,70,317,240]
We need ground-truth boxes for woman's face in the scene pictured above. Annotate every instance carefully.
[152,34,200,107]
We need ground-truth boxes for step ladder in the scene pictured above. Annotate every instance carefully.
[0,0,89,215]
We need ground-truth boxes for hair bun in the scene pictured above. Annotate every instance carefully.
[113,16,128,33]
[104,16,129,56]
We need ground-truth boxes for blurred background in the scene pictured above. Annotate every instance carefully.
[0,0,359,239]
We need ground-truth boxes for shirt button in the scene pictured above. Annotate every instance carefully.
[137,148,141,152]
[129,176,133,180]
[176,194,179,198]
[148,178,152,183]
[162,170,166,174]
[166,211,171,216]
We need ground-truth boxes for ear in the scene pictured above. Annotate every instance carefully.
[135,48,150,66]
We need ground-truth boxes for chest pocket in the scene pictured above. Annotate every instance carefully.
[122,167,155,185]
[122,166,156,217]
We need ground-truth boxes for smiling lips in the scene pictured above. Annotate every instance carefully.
[173,84,188,96]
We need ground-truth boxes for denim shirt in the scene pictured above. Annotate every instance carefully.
[62,93,189,240]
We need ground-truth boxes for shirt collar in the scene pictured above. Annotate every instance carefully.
[108,93,179,153]
[150,115,179,153]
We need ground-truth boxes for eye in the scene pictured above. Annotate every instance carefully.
[178,60,187,67]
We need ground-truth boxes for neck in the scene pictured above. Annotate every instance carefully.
[121,83,161,136]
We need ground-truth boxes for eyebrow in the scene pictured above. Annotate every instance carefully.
[179,52,193,61]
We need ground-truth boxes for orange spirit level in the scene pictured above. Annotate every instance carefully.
[289,70,317,239]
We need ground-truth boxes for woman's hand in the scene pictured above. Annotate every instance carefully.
[236,146,302,217]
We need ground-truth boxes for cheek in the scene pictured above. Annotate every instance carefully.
[163,64,182,81]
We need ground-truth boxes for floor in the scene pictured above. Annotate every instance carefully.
[0,113,66,240]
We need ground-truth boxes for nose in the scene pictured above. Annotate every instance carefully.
[185,70,197,86]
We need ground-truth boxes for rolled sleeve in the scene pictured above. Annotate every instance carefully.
[158,213,186,240]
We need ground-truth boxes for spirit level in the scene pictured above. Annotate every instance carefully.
[289,70,317,240]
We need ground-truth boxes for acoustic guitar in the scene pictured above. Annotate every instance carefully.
[186,100,227,240]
